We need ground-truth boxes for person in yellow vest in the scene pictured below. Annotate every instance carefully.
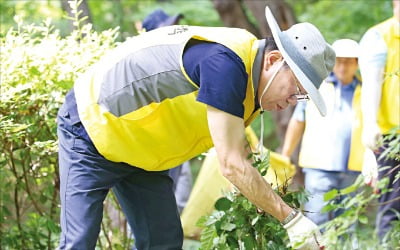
[56,7,335,249]
[281,39,365,226]
[359,0,400,239]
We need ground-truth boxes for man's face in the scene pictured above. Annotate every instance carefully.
[258,59,307,111]
[333,57,358,85]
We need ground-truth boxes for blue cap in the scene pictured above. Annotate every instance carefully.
[142,9,184,32]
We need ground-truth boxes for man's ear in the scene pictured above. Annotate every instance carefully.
[263,50,283,70]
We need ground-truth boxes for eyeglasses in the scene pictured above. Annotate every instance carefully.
[293,84,310,102]
[290,70,310,102]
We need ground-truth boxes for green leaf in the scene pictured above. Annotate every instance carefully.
[324,189,339,201]
[341,184,358,195]
[241,199,253,211]
[243,235,255,250]
[284,195,293,203]
[113,245,125,250]
[215,220,222,233]
[226,235,238,248]
[235,214,247,227]
[1,205,11,217]
[358,214,368,224]
[251,215,260,226]
[205,211,225,226]
[199,225,217,250]
[217,233,227,245]
[196,215,208,227]
[46,220,59,233]
[215,197,232,211]
[10,124,30,133]
[321,203,336,213]
[221,221,236,231]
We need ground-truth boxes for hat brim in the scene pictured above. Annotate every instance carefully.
[265,7,327,116]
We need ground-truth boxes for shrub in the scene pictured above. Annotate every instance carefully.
[321,127,400,249]
[199,127,400,250]
[0,10,118,248]
[197,152,308,249]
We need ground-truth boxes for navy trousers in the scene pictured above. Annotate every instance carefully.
[375,139,400,239]
[57,101,183,250]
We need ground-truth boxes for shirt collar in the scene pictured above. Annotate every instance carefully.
[252,39,266,110]
[252,39,266,95]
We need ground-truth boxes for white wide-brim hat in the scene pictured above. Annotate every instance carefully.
[265,6,335,116]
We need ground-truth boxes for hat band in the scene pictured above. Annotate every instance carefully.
[279,33,323,86]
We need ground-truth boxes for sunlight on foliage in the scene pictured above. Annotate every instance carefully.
[0,9,118,248]
[199,127,400,249]
[321,127,400,249]
[198,151,308,249]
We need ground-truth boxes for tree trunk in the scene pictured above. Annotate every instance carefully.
[211,0,260,38]
[243,0,296,37]
[60,0,92,32]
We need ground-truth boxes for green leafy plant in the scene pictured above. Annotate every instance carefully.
[321,126,400,249]
[198,125,400,250]
[381,210,400,249]
[320,175,399,250]
[379,126,400,163]
[0,1,120,248]
[320,175,384,249]
[197,151,308,250]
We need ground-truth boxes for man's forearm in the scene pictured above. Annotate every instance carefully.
[223,160,292,222]
[207,106,293,222]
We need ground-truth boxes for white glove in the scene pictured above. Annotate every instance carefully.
[362,123,382,150]
[362,149,378,187]
[284,212,322,250]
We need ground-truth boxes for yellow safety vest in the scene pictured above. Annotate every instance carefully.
[74,25,262,171]
[299,82,364,171]
[374,17,400,133]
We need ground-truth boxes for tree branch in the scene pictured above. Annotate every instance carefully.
[8,145,26,246]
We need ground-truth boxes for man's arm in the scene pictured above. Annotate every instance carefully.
[207,105,292,221]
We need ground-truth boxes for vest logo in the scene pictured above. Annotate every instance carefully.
[168,25,189,35]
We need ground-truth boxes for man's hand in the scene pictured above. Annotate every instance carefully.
[284,212,322,250]
[362,123,382,151]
